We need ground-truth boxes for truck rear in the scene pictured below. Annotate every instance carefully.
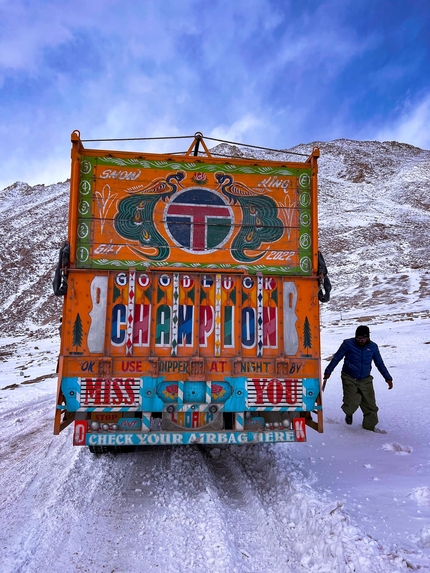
[54,132,325,451]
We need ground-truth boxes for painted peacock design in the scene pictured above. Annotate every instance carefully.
[215,172,284,262]
[114,171,186,261]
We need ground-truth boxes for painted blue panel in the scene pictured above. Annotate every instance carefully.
[155,380,233,403]
[222,376,247,411]
[302,377,320,411]
[61,377,81,411]
[141,376,165,411]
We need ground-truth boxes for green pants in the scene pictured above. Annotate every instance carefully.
[341,372,379,431]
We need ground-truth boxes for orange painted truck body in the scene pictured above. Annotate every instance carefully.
[54,132,324,449]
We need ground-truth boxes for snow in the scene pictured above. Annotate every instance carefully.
[1,314,429,572]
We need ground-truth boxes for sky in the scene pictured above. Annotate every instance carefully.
[1,0,430,190]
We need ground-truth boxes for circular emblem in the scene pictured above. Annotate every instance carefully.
[78,200,90,215]
[164,188,233,254]
[76,246,89,263]
[138,273,150,287]
[80,160,92,175]
[181,275,194,289]
[300,213,311,227]
[300,256,311,273]
[300,233,311,249]
[115,273,128,287]
[299,192,311,207]
[299,173,310,188]
[77,222,89,239]
[80,180,91,195]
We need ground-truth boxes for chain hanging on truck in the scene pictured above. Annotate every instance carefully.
[317,251,331,303]
[52,241,70,296]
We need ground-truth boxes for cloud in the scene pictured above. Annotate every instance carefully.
[1,0,430,189]
[375,93,430,150]
[210,114,267,144]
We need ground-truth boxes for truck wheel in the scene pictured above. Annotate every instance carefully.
[89,445,136,454]
[89,445,112,454]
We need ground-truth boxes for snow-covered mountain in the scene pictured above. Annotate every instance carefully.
[0,180,69,337]
[1,139,429,336]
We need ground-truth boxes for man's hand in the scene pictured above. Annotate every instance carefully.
[386,379,393,390]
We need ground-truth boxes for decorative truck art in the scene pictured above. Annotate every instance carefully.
[54,131,330,453]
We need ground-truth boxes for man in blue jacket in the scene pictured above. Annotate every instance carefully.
[323,326,393,431]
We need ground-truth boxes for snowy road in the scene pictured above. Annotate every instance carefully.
[1,318,430,573]
[0,406,407,573]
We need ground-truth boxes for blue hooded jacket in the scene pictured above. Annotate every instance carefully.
[324,338,392,381]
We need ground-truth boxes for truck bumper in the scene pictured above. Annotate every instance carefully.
[73,419,307,446]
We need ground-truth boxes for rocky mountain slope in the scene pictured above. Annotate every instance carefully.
[312,139,430,322]
[1,139,429,338]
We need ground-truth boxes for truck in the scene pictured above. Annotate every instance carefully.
[54,131,328,452]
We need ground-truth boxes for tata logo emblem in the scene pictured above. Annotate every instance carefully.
[165,188,233,254]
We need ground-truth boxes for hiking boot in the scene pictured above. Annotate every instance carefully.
[345,414,353,425]
[372,427,387,434]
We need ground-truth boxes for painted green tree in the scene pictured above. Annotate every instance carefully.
[303,316,312,356]
[73,313,83,350]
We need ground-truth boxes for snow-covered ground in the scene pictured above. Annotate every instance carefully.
[1,311,429,573]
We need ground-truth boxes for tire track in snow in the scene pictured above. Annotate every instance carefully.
[197,445,296,572]
[131,445,242,573]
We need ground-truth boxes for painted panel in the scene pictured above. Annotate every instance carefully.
[87,275,108,353]
[61,271,321,382]
[84,428,306,446]
[75,156,314,275]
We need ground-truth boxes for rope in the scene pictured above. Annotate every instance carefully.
[81,135,193,142]
[81,133,310,157]
[203,136,309,157]
[166,150,303,160]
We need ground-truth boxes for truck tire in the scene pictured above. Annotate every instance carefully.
[89,445,136,454]
[89,445,112,454]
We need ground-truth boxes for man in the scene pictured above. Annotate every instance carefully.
[323,326,393,432]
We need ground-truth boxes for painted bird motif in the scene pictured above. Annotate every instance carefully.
[215,172,284,262]
[114,171,186,261]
